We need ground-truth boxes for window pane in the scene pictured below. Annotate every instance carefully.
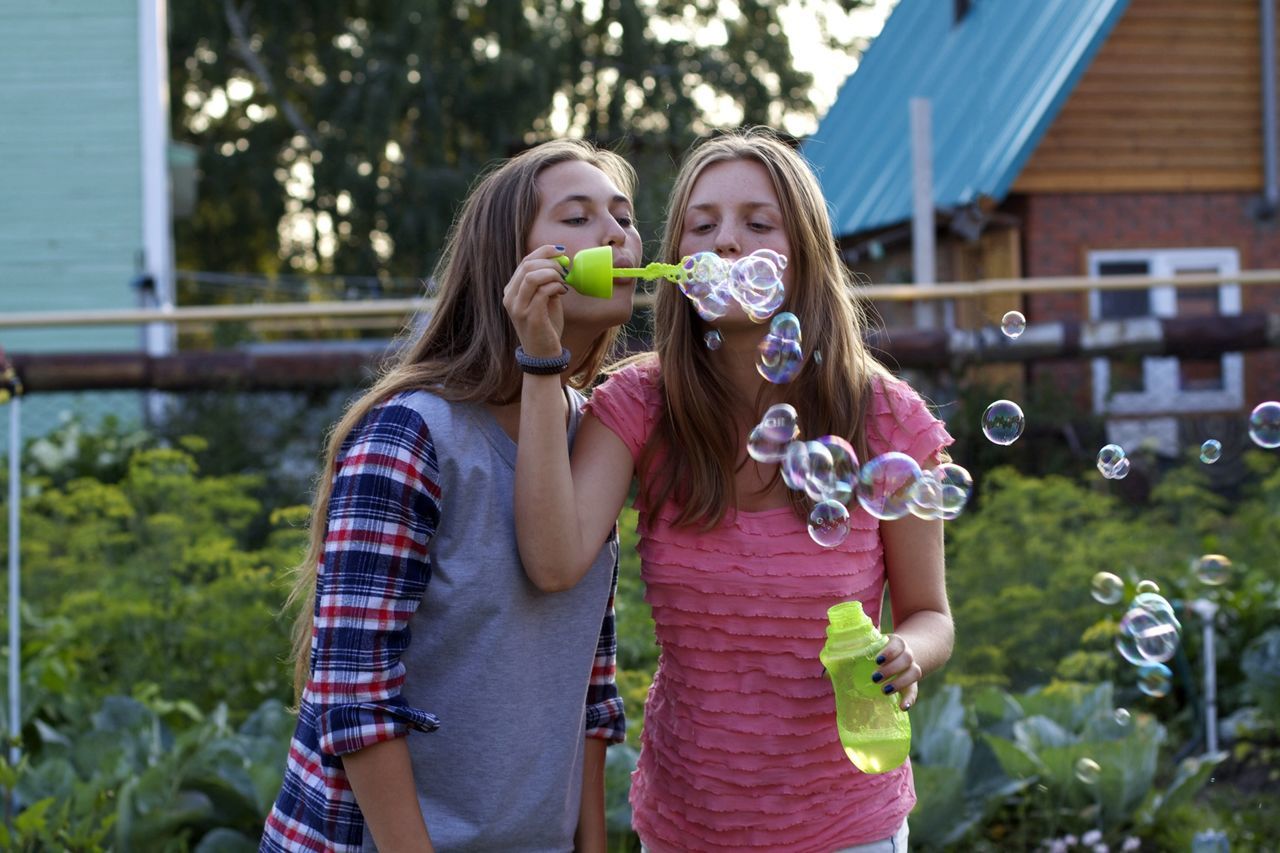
[1097,260,1151,319]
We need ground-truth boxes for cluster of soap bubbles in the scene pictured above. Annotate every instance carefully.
[1091,572,1180,698]
[746,404,974,548]
[678,249,787,323]
[1096,443,1130,480]
[757,312,804,384]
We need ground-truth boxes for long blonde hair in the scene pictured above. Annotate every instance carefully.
[287,140,637,697]
[640,128,889,527]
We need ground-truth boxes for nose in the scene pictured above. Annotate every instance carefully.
[714,224,741,258]
[602,214,627,248]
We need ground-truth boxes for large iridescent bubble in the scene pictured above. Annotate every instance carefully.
[746,404,801,463]
[781,440,810,491]
[855,452,923,521]
[981,400,1024,445]
[757,312,804,384]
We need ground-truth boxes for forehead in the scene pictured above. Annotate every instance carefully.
[536,159,627,204]
[687,158,778,207]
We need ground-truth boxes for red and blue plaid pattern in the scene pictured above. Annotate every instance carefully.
[261,396,623,851]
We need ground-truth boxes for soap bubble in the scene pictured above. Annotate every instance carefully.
[1090,571,1125,605]
[747,426,788,463]
[756,404,799,443]
[1136,662,1172,698]
[1116,603,1180,664]
[1113,708,1131,727]
[808,436,858,505]
[1001,310,1026,339]
[678,252,733,320]
[981,400,1024,445]
[1130,591,1180,631]
[931,463,974,520]
[729,250,787,322]
[781,441,810,491]
[1074,757,1101,785]
[856,452,923,520]
[1248,401,1280,448]
[1193,554,1232,586]
[1097,444,1126,478]
[704,330,722,350]
[1135,579,1160,595]
[808,499,850,547]
[1199,439,1221,464]
[1110,457,1131,479]
[756,312,804,384]
[907,472,945,520]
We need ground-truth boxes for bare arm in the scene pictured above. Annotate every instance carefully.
[574,737,608,853]
[877,509,953,711]
[344,738,435,852]
[503,246,634,591]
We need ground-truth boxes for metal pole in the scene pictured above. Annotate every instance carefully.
[910,97,937,329]
[7,397,19,766]
[1189,598,1219,756]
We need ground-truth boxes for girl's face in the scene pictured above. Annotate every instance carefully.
[678,158,793,294]
[527,159,642,331]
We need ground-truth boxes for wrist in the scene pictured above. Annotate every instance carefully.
[515,345,571,375]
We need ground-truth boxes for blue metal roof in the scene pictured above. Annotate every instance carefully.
[803,0,1131,237]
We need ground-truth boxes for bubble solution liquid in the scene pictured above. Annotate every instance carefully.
[818,600,911,774]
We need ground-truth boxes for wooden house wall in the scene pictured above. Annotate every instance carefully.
[1013,0,1278,193]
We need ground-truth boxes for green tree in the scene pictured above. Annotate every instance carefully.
[169,1,869,288]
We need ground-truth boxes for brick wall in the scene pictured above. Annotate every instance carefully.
[1019,191,1280,413]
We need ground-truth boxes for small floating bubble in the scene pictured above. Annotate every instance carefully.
[1001,310,1026,339]
[1199,439,1221,464]
[1090,571,1125,605]
[981,400,1025,445]
[1113,708,1131,727]
[1074,757,1101,785]
[703,329,722,350]
[856,452,923,520]
[808,499,850,547]
[1193,554,1232,586]
[1137,661,1172,698]
[1097,444,1126,478]
[1135,579,1160,595]
[1248,401,1280,449]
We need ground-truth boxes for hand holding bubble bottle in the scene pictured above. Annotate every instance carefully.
[818,600,912,774]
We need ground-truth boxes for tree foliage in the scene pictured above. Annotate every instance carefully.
[168,1,868,288]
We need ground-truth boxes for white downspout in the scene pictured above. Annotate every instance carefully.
[138,0,175,356]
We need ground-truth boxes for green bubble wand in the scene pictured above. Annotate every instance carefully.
[556,246,687,298]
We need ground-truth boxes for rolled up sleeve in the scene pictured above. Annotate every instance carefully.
[304,400,443,757]
[584,530,626,744]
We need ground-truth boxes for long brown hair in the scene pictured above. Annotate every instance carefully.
[639,128,890,527]
[286,140,637,697]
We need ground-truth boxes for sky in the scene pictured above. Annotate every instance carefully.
[781,0,898,136]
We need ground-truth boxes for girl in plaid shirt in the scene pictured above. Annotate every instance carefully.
[262,140,641,852]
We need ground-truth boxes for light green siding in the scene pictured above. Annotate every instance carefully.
[0,0,143,353]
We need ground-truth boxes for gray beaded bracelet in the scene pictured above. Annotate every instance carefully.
[515,345,571,375]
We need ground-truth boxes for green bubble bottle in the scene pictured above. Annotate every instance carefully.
[818,600,911,774]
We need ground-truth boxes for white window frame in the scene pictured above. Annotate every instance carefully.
[1088,247,1242,415]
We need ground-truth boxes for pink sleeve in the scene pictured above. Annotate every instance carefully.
[868,375,954,467]
[583,359,662,465]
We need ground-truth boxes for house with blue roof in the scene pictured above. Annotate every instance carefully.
[807,0,1279,454]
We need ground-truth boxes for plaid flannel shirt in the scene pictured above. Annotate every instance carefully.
[262,397,624,852]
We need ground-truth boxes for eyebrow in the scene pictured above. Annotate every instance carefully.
[687,201,780,213]
[552,193,633,207]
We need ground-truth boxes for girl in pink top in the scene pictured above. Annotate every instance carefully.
[504,129,954,852]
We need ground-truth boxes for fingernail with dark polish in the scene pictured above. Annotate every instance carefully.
[554,245,565,252]
[882,684,895,695]
[903,703,911,711]
[875,654,886,665]
[871,672,883,683]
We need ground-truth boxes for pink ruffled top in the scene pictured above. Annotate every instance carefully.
[585,359,953,852]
